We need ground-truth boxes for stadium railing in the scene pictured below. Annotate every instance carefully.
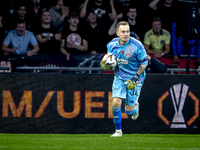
[15,66,200,74]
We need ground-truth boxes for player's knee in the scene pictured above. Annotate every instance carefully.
[112,98,122,108]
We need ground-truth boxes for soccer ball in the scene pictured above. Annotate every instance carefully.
[102,53,117,70]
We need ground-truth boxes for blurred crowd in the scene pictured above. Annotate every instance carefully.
[0,0,200,73]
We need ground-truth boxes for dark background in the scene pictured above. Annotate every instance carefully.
[0,74,199,134]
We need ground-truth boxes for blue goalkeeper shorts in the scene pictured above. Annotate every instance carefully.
[112,76,144,106]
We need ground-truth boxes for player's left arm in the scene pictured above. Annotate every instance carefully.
[125,45,148,90]
[125,64,147,90]
[136,48,148,76]
[137,64,147,76]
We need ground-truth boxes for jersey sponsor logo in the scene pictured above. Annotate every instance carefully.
[158,83,199,128]
[117,58,128,64]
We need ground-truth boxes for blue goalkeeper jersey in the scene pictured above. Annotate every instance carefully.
[107,37,148,82]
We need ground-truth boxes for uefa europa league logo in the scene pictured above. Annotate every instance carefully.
[170,84,188,128]
[158,83,199,128]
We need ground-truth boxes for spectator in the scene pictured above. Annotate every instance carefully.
[0,0,18,17]
[108,5,146,42]
[85,9,109,55]
[148,0,176,33]
[27,0,50,33]
[115,0,131,20]
[144,17,171,58]
[35,10,62,54]
[171,22,200,66]
[29,0,43,17]
[0,13,8,56]
[79,0,117,23]
[1,19,39,57]
[27,0,46,25]
[6,1,34,32]
[49,0,69,32]
[60,12,88,64]
[68,0,85,13]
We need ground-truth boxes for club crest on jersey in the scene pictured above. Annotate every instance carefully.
[125,44,134,59]
[121,51,124,54]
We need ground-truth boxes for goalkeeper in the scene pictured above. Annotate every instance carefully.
[100,21,148,137]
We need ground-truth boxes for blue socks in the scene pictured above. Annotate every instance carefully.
[112,106,138,130]
[112,107,122,130]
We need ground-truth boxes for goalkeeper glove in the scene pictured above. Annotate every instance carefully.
[100,60,112,70]
[125,74,140,90]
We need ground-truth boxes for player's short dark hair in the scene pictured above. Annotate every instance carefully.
[116,21,129,31]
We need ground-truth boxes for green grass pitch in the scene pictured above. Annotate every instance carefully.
[0,134,199,150]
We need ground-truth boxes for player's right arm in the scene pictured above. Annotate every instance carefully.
[100,61,112,70]
[100,39,117,70]
[125,44,148,90]
[100,53,112,70]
